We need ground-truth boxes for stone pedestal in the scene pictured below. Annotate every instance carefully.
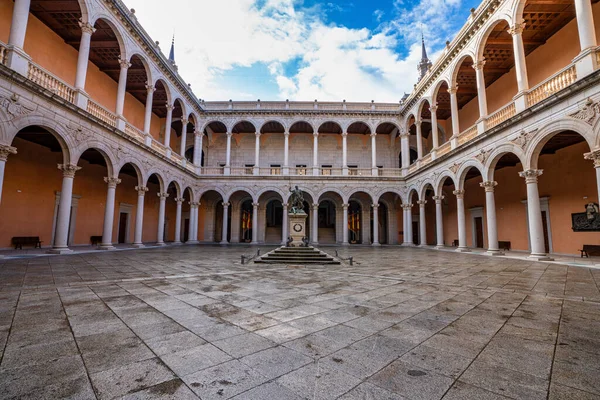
[288,211,308,247]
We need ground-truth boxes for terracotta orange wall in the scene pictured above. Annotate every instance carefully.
[0,139,189,248]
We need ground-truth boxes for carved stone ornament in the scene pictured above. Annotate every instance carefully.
[511,129,535,150]
[58,164,81,178]
[0,93,34,120]
[0,144,17,161]
[449,163,460,174]
[475,149,491,165]
[584,149,600,168]
[67,122,92,143]
[480,181,498,192]
[569,98,600,126]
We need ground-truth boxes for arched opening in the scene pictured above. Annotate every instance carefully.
[433,81,452,143]
[439,176,457,247]
[145,173,163,244]
[347,122,372,172]
[203,122,227,169]
[378,192,402,245]
[407,190,419,244]
[182,114,197,162]
[164,182,180,242]
[418,100,434,157]
[317,192,343,244]
[182,187,193,242]
[265,199,283,244]
[1,126,68,248]
[115,162,141,244]
[348,192,372,244]
[199,190,227,243]
[232,121,258,170]
[227,190,253,244]
[453,56,478,133]
[240,199,253,243]
[260,121,285,174]
[152,80,170,143]
[170,99,185,151]
[123,55,150,131]
[459,166,485,249]
[289,122,315,175]
[421,184,437,246]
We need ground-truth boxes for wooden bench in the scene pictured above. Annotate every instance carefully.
[12,237,42,250]
[498,241,511,251]
[580,244,600,258]
[90,236,103,245]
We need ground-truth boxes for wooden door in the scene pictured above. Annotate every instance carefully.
[541,211,550,253]
[413,221,420,245]
[184,219,189,242]
[475,217,484,248]
[118,213,128,244]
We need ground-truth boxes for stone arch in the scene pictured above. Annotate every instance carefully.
[128,53,153,85]
[225,186,255,203]
[316,188,347,204]
[484,143,527,181]
[527,118,595,170]
[201,119,228,135]
[435,173,457,196]
[232,120,258,133]
[318,120,344,133]
[450,53,476,87]
[116,160,144,187]
[375,188,404,204]
[199,186,227,202]
[73,142,117,178]
[417,98,432,117]
[289,120,315,133]
[347,189,375,204]
[256,187,288,203]
[173,97,187,118]
[76,0,91,23]
[511,0,528,25]
[345,120,373,134]
[144,170,166,193]
[419,180,436,200]
[89,15,127,60]
[407,188,419,204]
[153,78,172,104]
[182,186,196,202]
[405,113,416,131]
[456,159,485,190]
[166,179,183,198]
[432,78,451,100]
[475,16,513,62]
[5,118,75,165]
[259,119,287,133]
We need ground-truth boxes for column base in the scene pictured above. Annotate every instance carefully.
[6,46,31,76]
[342,242,349,246]
[74,89,89,109]
[402,243,415,247]
[220,241,229,245]
[47,247,73,255]
[456,247,471,253]
[131,243,145,248]
[97,244,116,251]
[435,244,445,250]
[372,242,381,247]
[251,241,258,245]
[155,242,167,247]
[116,116,126,131]
[172,241,182,245]
[485,249,504,256]
[528,254,554,261]
[186,240,199,245]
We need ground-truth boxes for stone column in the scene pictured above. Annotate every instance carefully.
[220,202,230,244]
[453,190,470,252]
[157,192,168,245]
[342,132,348,175]
[473,60,488,121]
[405,204,414,245]
[430,106,439,153]
[282,203,289,244]
[312,203,319,244]
[254,132,261,175]
[143,84,155,144]
[509,23,529,94]
[252,202,259,244]
[313,133,319,175]
[400,132,410,170]
[133,186,147,248]
[433,195,445,248]
[584,150,600,203]
[174,198,184,244]
[75,22,96,91]
[7,0,31,51]
[164,104,174,150]
[225,132,232,175]
[179,119,188,158]
[49,164,81,254]
[575,0,597,50]
[99,177,121,250]
[448,86,460,148]
[193,131,203,166]
[0,145,17,206]
[342,203,349,245]
[480,181,501,255]
[283,131,290,175]
[372,204,380,246]
[417,200,427,246]
[370,133,378,175]
[520,169,552,260]
[188,202,200,244]
[416,121,423,159]
[115,58,131,118]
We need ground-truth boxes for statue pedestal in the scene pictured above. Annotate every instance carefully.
[288,211,308,247]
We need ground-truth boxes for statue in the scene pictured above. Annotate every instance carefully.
[586,202,599,220]
[289,186,305,214]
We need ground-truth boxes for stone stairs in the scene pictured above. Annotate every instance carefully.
[254,246,340,265]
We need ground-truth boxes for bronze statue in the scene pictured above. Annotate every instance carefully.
[289,186,305,214]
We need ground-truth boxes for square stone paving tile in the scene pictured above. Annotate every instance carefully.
[159,343,232,377]
[239,346,313,380]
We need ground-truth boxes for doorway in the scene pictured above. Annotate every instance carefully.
[118,212,128,244]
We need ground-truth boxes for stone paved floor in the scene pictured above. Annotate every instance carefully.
[1,245,600,399]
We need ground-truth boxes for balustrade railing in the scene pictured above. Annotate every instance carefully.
[201,167,225,175]
[27,62,75,103]
[171,152,183,163]
[230,167,252,175]
[185,163,196,173]
[527,64,577,107]
[87,100,117,126]
[201,100,401,112]
[0,42,7,66]
[151,139,167,156]
[436,141,452,157]
[125,123,145,141]
[421,153,433,166]
[408,164,418,174]
[379,168,402,177]
[596,48,600,68]
[487,101,516,129]
[458,124,478,146]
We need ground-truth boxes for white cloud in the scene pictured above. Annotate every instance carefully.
[122,0,460,102]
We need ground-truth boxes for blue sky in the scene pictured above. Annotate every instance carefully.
[124,0,481,102]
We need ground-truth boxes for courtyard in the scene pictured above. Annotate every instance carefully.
[0,245,599,399]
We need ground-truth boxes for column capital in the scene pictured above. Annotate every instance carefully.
[284,131,290,137]
[480,181,498,192]
[58,163,81,178]
[584,149,600,168]
[194,131,203,138]
[157,192,169,199]
[453,189,465,199]
[448,86,458,95]
[417,200,428,207]
[399,131,410,139]
[282,203,289,208]
[341,132,348,138]
[371,203,379,209]
[252,202,259,208]
[415,120,422,127]
[226,132,233,138]
[472,59,486,71]
[145,83,156,93]
[519,169,543,184]
[508,22,526,36]
[342,203,349,209]
[222,202,230,207]
[312,203,319,208]
[118,57,132,70]
[370,132,377,138]
[255,132,261,138]
[104,177,121,188]
[135,186,149,195]
[181,118,188,126]
[165,104,174,111]
[401,203,413,210]
[0,144,17,161]
[433,195,445,203]
[429,105,438,113]
[175,198,185,204]
[189,201,200,208]
[313,132,319,137]
[79,21,96,35]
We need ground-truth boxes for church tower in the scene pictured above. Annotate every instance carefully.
[417,35,432,82]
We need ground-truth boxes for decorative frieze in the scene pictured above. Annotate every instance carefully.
[569,98,600,126]
[584,149,600,168]
[0,93,34,119]
[511,129,535,150]
[0,145,17,162]
[519,169,543,184]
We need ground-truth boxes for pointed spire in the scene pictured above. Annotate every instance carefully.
[169,35,175,63]
[421,34,428,61]
[417,33,432,83]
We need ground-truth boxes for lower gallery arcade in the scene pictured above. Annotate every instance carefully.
[0,123,599,258]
